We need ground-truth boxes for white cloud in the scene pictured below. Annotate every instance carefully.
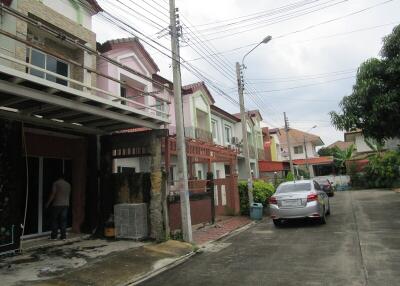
[93,0,400,145]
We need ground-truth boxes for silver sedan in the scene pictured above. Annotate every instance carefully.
[269,180,330,226]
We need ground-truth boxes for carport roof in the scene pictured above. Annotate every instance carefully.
[0,66,166,135]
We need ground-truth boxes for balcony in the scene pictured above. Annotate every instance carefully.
[258,148,266,160]
[0,15,170,134]
[185,127,213,142]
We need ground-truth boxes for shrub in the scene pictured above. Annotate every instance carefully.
[238,180,275,215]
[285,171,295,182]
[347,162,367,189]
[364,150,400,188]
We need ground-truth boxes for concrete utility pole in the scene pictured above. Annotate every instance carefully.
[236,35,271,206]
[284,112,295,177]
[304,125,317,178]
[236,62,254,204]
[303,135,310,177]
[169,0,192,242]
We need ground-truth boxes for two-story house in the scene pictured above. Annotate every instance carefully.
[344,129,400,171]
[232,110,264,179]
[344,129,400,154]
[0,1,169,253]
[277,128,333,177]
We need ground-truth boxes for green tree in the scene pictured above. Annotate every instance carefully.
[285,171,294,181]
[333,144,355,174]
[318,147,337,157]
[330,24,400,142]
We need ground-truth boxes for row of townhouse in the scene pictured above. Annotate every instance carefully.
[260,127,334,179]
[0,0,265,252]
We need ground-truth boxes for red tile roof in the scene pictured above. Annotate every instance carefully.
[293,156,334,165]
[326,140,354,150]
[210,105,240,122]
[182,82,215,104]
[99,37,159,72]
[87,0,103,13]
[278,128,324,146]
[232,110,262,121]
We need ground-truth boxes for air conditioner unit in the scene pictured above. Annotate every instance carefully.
[114,203,148,240]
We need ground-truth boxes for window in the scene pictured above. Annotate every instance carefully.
[224,165,231,176]
[197,170,202,180]
[216,170,220,179]
[27,48,69,86]
[117,166,135,174]
[169,166,174,185]
[294,145,304,154]
[211,120,218,140]
[120,86,127,105]
[277,183,311,193]
[155,99,164,117]
[224,125,232,143]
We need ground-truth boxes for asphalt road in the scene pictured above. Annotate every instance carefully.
[140,190,400,286]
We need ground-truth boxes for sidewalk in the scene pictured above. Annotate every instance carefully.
[1,216,253,285]
[193,216,253,245]
[8,240,193,286]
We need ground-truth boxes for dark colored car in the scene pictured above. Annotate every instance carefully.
[315,179,335,197]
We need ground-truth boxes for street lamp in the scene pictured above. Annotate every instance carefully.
[304,125,317,178]
[236,35,272,205]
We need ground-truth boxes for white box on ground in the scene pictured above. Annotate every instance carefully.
[114,203,148,239]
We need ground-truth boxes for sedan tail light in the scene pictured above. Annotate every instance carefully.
[269,196,277,205]
[307,193,318,202]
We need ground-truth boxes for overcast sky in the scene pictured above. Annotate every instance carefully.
[93,0,400,146]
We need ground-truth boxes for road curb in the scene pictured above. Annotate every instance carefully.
[199,219,257,248]
[125,250,199,286]
[127,219,257,285]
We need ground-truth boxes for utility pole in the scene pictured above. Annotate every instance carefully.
[169,0,192,242]
[236,62,254,204]
[284,112,295,177]
[304,135,310,177]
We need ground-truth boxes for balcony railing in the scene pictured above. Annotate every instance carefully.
[0,11,170,132]
[184,127,213,142]
[258,148,266,160]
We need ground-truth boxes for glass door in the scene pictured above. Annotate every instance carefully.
[23,157,72,237]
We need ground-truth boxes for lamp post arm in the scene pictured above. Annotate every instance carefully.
[242,42,263,66]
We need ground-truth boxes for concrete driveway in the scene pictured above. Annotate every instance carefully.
[140,190,400,286]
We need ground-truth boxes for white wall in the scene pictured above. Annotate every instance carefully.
[355,134,373,153]
[42,0,93,30]
[113,157,152,173]
[282,141,318,160]
[211,113,237,147]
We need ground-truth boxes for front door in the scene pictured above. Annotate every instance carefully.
[23,157,72,237]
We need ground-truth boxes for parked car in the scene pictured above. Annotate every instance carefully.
[314,178,335,197]
[269,180,330,226]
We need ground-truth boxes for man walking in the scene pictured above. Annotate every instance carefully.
[46,174,71,240]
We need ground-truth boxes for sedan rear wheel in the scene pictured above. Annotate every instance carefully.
[320,208,327,224]
[273,219,282,227]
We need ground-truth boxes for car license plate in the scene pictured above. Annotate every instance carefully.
[282,200,300,207]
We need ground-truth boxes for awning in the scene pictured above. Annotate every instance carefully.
[0,64,167,135]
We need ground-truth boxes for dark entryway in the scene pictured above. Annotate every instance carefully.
[23,157,72,237]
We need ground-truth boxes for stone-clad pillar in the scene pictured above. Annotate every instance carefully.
[149,132,169,241]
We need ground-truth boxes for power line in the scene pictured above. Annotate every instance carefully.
[246,69,357,83]
[187,0,321,28]
[186,0,349,42]
[193,0,345,36]
[275,0,395,39]
[256,76,356,93]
